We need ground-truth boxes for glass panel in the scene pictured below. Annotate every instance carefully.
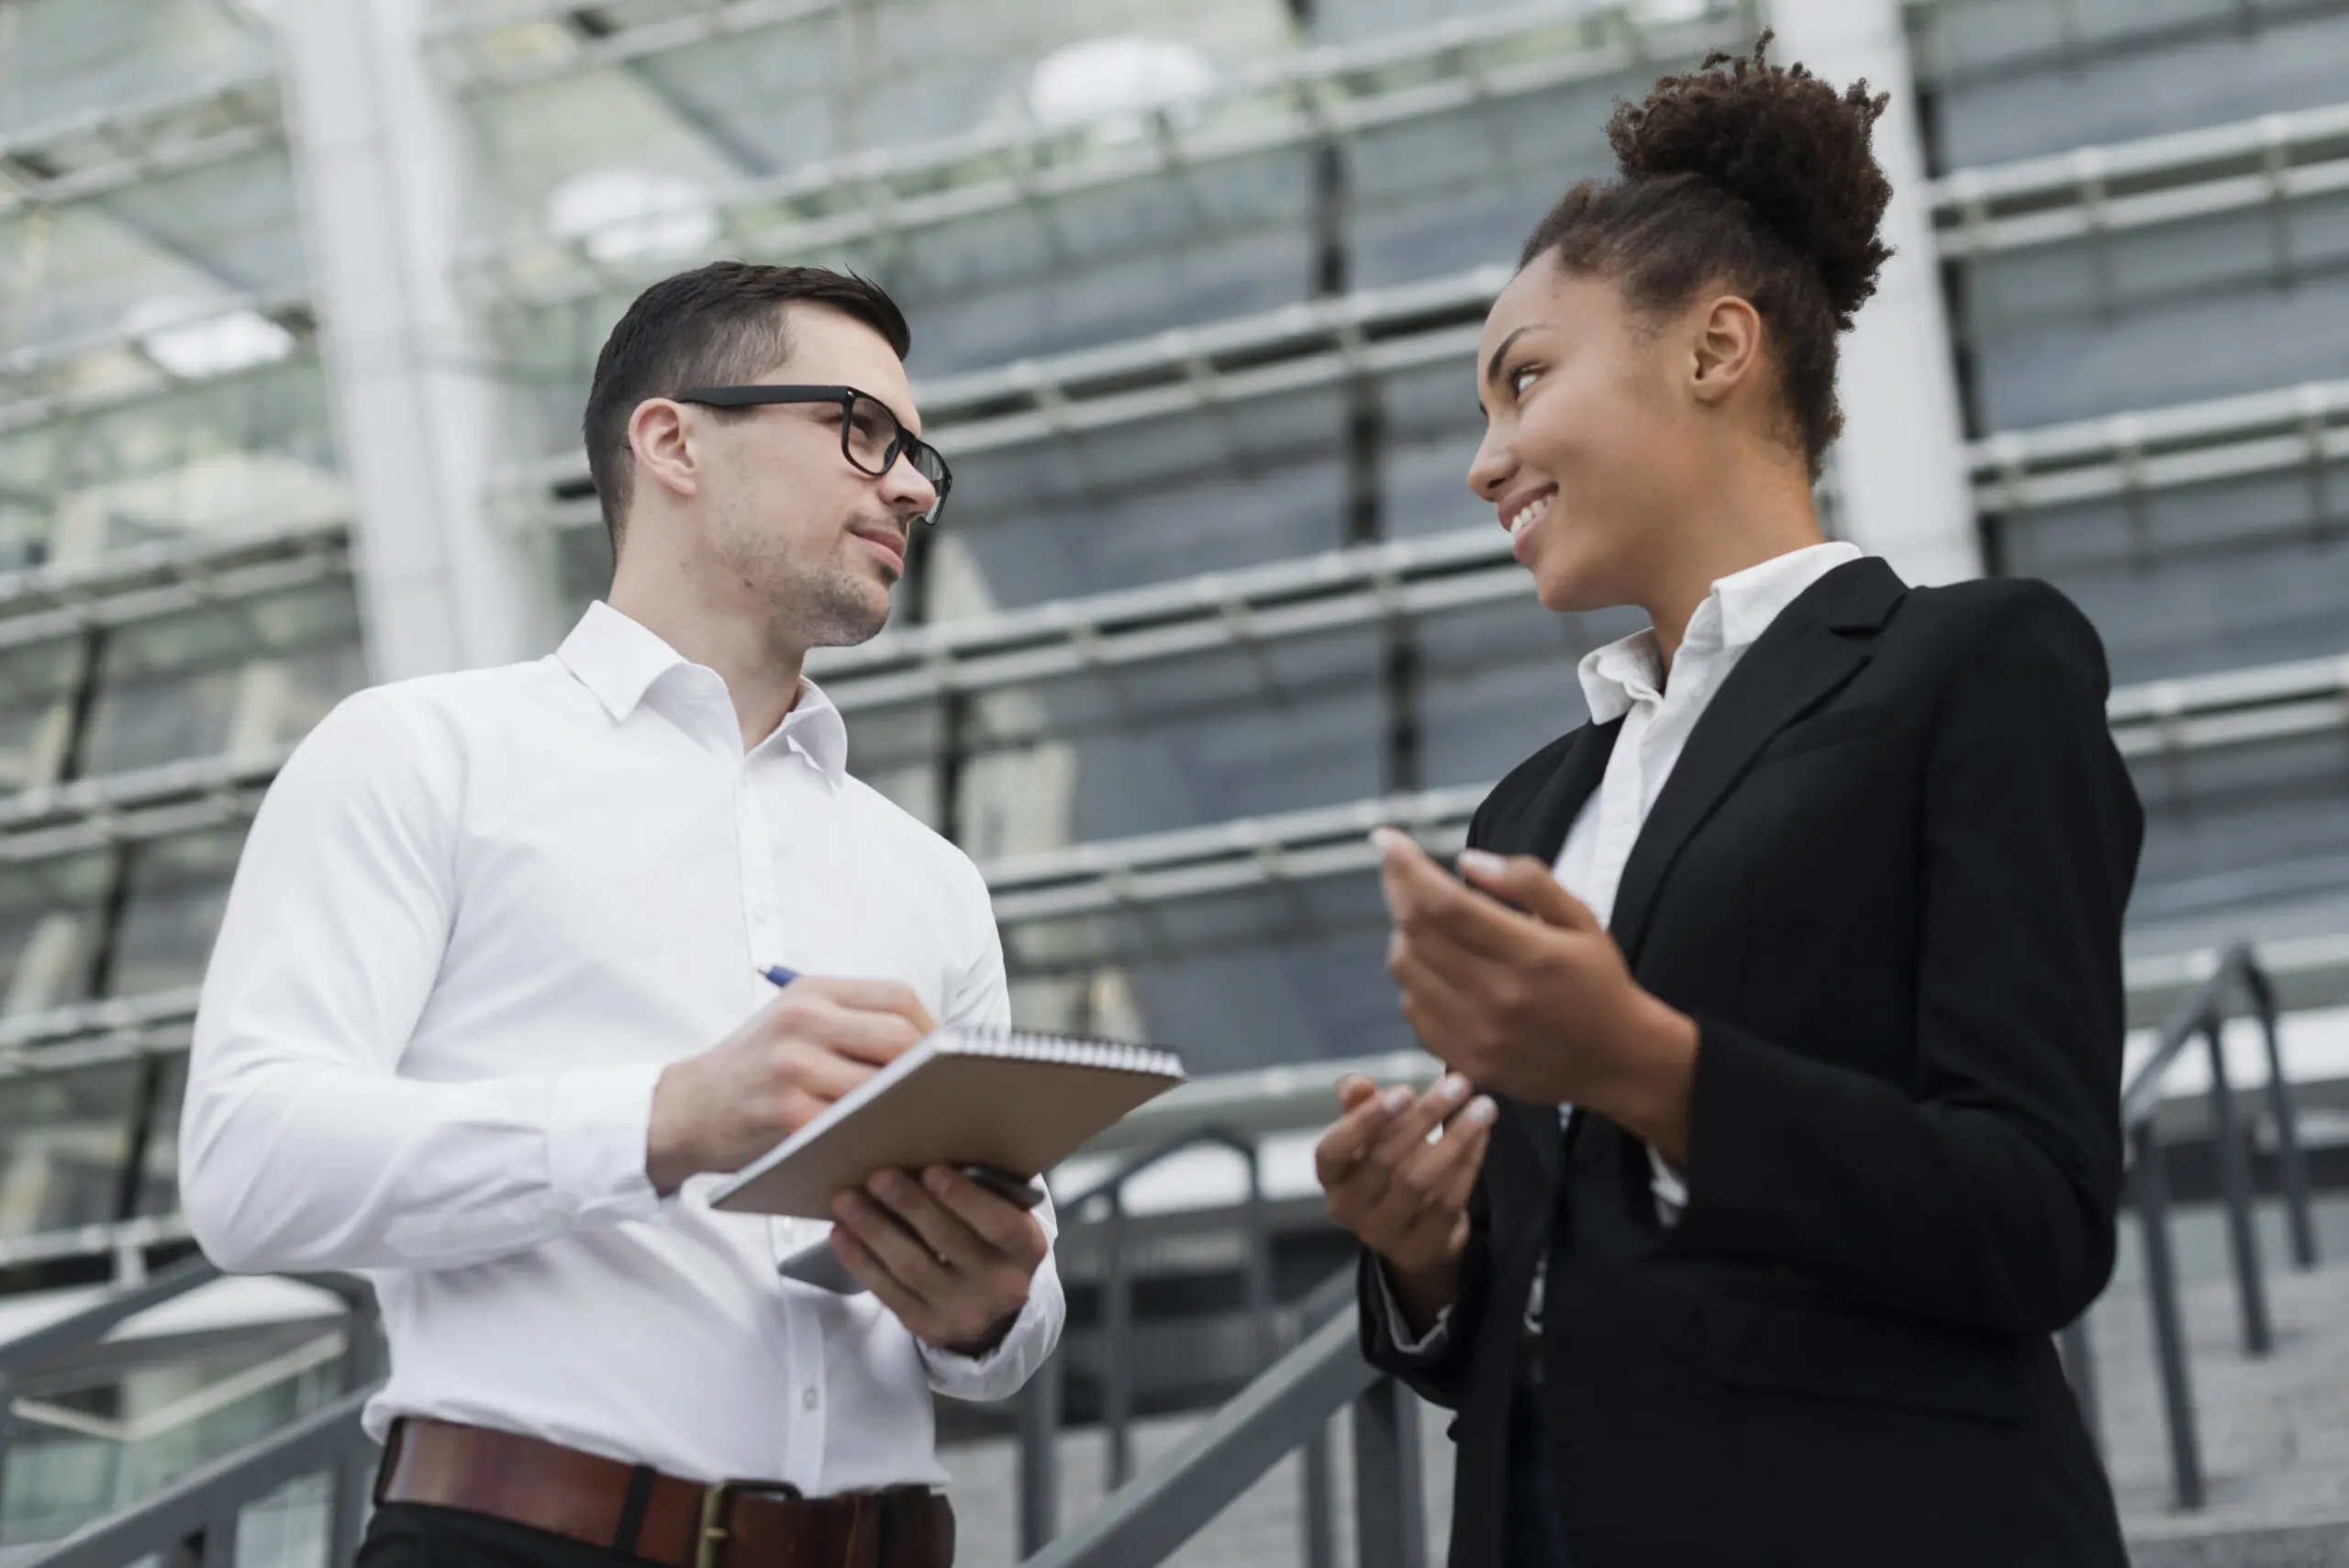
[105,826,250,998]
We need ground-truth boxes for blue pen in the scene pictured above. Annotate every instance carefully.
[760,964,800,987]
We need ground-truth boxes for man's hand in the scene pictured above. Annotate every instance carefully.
[1316,1071,1494,1337]
[1375,827,1701,1162]
[829,1165,1050,1356]
[645,978,934,1195]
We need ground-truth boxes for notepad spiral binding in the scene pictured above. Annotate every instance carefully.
[938,1024,1186,1081]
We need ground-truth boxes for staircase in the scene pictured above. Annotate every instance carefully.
[2102,1207,2349,1566]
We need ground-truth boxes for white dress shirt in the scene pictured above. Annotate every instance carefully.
[182,601,1063,1493]
[1382,541,1865,1353]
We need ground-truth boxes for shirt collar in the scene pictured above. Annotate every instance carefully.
[1575,541,1865,724]
[554,602,851,781]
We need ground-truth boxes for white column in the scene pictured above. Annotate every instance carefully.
[1768,0,1982,586]
[273,0,558,680]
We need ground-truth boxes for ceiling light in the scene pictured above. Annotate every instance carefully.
[123,301,296,379]
[545,169,718,266]
[1027,37,1217,136]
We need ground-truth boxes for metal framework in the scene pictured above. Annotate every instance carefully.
[0,530,2340,862]
[1969,376,2349,516]
[6,922,2349,1283]
[1929,97,2349,260]
[2,645,2344,1084]
[0,518,351,654]
[456,2,1754,311]
[0,66,283,219]
[501,277,2343,539]
[496,264,1508,528]
[1901,0,2349,91]
[426,0,852,92]
[0,287,312,392]
[0,339,320,443]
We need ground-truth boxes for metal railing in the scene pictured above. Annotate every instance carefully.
[2061,942,2319,1509]
[1019,1262,1423,1568]
[1,1258,384,1567]
[1041,941,2326,1567]
[1019,1126,1276,1552]
[1,940,2324,1565]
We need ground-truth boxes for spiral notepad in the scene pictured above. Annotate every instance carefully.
[708,1025,1187,1219]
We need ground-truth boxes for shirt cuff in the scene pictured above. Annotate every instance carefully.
[921,1255,1064,1401]
[1648,1143,1688,1229]
[547,1062,666,1225]
[1370,1256,1453,1360]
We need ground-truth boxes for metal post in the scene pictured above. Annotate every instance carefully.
[328,1296,380,1568]
[1241,1144,1274,1373]
[169,1512,238,1568]
[1104,1191,1134,1488]
[2201,1017,2272,1356]
[1019,1351,1063,1554]
[0,1386,16,1532]
[2058,1316,2100,1458]
[2244,960,2319,1269]
[1300,1428,1336,1568]
[2134,1122,2205,1510]
[1351,1377,1427,1568]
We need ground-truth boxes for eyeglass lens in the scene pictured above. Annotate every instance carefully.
[842,393,949,492]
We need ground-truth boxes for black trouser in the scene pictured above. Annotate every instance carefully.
[1506,1383,1575,1568]
[361,1504,649,1568]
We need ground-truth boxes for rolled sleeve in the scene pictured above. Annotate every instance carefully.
[920,1247,1066,1401]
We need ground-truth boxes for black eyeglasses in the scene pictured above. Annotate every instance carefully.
[674,384,952,524]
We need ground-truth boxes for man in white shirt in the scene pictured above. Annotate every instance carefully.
[183,261,1059,1568]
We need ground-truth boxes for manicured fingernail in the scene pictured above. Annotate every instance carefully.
[1440,1073,1470,1102]
[1369,826,1404,852]
[1457,849,1505,877]
[924,1167,954,1194]
[1383,1085,1412,1113]
[1464,1096,1497,1125]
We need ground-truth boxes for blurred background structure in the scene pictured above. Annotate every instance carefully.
[2,0,2349,1563]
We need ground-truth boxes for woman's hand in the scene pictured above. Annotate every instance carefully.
[1315,1071,1494,1336]
[1374,827,1700,1163]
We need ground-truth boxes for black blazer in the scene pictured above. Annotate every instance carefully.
[1359,559,2143,1568]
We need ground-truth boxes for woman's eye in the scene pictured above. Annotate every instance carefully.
[1509,365,1540,398]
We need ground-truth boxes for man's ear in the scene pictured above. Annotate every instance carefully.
[628,397,698,502]
[1687,293,1764,408]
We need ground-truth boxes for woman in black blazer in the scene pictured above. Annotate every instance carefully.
[1313,38,2142,1568]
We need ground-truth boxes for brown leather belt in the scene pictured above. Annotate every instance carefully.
[375,1418,954,1568]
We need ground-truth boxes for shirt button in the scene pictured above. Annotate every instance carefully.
[802,1387,819,1411]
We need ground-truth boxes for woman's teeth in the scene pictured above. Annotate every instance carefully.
[1510,494,1553,543]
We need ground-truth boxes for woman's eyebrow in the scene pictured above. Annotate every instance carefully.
[1482,324,1556,388]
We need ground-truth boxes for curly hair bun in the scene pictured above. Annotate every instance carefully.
[1608,31,1892,328]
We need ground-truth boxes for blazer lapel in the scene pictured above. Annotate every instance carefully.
[1475,718,1620,863]
[1472,720,1620,1187]
[1608,557,1906,966]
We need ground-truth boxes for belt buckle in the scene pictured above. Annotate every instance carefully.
[695,1478,801,1568]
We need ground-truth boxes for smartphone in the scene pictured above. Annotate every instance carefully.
[776,1165,1046,1294]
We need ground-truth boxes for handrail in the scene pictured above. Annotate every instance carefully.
[1020,1125,1276,1552]
[0,1254,221,1384]
[0,1259,380,1561]
[1022,1306,1370,1568]
[2066,942,2318,1509]
[1019,1262,1425,1568]
[17,1384,377,1568]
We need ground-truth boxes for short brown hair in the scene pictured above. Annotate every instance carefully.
[583,261,912,550]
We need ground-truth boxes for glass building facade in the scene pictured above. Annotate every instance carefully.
[0,0,2345,1536]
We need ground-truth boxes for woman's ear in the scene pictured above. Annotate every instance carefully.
[1687,294,1764,406]
[629,396,699,502]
